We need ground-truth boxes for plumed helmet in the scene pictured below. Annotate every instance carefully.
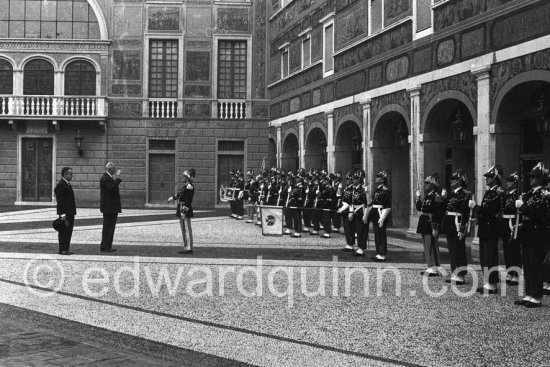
[506,171,520,183]
[335,171,342,180]
[450,169,467,186]
[246,170,254,177]
[183,168,195,180]
[527,162,546,179]
[424,172,440,188]
[375,170,391,183]
[483,165,503,183]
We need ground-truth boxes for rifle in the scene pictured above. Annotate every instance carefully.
[467,192,475,236]
[513,178,523,240]
[313,184,320,208]
[285,186,292,207]
[276,185,282,206]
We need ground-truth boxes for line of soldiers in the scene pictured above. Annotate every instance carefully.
[415,162,550,308]
[225,167,392,261]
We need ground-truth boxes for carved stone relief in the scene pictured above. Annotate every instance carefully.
[371,90,410,123]
[420,72,477,115]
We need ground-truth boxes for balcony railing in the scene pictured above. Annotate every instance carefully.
[0,95,107,118]
[217,100,247,119]
[148,98,178,118]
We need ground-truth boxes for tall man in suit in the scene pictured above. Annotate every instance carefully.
[55,167,76,255]
[100,162,122,252]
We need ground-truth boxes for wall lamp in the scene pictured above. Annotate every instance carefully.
[75,129,84,157]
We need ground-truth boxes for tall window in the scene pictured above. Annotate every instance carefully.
[302,34,311,68]
[218,40,247,99]
[24,59,54,95]
[323,23,334,76]
[65,60,96,95]
[281,46,289,78]
[149,40,178,98]
[0,60,13,94]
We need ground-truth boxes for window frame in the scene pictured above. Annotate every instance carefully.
[213,35,252,101]
[217,40,248,100]
[148,38,179,99]
[321,15,334,78]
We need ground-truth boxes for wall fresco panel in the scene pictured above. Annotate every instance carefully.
[384,0,411,27]
[335,0,368,51]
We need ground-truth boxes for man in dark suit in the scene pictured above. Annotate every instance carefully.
[55,167,76,255]
[100,162,122,252]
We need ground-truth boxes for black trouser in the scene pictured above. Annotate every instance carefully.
[291,208,302,233]
[284,207,292,229]
[353,212,368,250]
[229,200,236,216]
[479,236,500,285]
[236,198,244,216]
[520,223,546,299]
[303,204,313,228]
[502,236,522,278]
[446,232,468,278]
[58,215,74,253]
[313,206,331,233]
[342,211,355,246]
[331,205,341,229]
[101,213,118,250]
[371,211,388,256]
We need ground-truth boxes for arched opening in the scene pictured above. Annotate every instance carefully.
[0,59,13,95]
[495,80,550,186]
[423,99,475,192]
[282,133,299,172]
[65,60,97,96]
[334,120,362,174]
[268,138,277,168]
[305,127,327,170]
[24,59,54,95]
[372,111,410,227]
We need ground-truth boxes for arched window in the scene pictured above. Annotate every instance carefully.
[65,60,96,95]
[24,60,54,95]
[0,60,13,94]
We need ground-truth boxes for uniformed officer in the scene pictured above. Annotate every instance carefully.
[317,173,334,238]
[331,172,343,233]
[302,171,316,232]
[500,171,522,285]
[235,169,245,220]
[338,171,355,252]
[245,170,259,223]
[415,173,444,276]
[368,170,392,262]
[228,170,237,219]
[469,165,504,294]
[282,172,293,234]
[442,169,471,285]
[514,162,548,308]
[266,170,279,206]
[288,173,305,238]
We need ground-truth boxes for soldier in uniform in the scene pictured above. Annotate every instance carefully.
[543,171,550,296]
[288,173,305,238]
[317,173,334,238]
[228,170,237,219]
[331,172,343,234]
[168,168,196,254]
[235,169,245,220]
[266,171,279,206]
[245,170,259,223]
[415,173,444,277]
[256,171,268,226]
[500,171,522,286]
[469,165,504,294]
[442,169,471,285]
[368,170,392,262]
[302,172,316,232]
[282,172,293,234]
[514,162,548,308]
[338,170,368,255]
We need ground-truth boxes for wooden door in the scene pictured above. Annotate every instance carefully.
[22,138,53,202]
[148,154,175,203]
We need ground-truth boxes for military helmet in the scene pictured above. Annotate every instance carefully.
[527,162,546,179]
[483,165,503,183]
[424,172,440,188]
[450,169,467,185]
[375,169,391,183]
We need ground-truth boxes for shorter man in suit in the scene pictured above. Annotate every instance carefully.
[55,167,76,255]
[100,162,122,252]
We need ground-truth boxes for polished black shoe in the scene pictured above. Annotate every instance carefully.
[59,251,73,255]
[373,257,387,262]
[506,280,519,286]
[525,302,542,308]
[179,249,193,254]
[100,248,117,253]
[476,287,497,294]
[341,247,355,252]
[514,299,530,306]
[420,271,438,277]
[352,252,365,257]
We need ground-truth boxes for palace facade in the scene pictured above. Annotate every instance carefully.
[268,0,550,230]
[0,0,269,207]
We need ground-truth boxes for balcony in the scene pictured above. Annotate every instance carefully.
[0,95,108,119]
[217,100,248,119]
[148,98,178,118]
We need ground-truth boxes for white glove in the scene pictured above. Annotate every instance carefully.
[468,200,476,209]
[167,196,174,203]
[432,229,439,238]
[441,189,447,198]
[362,215,369,224]
[515,199,523,209]
[378,218,385,228]
[458,232,466,241]
[415,189,421,199]
[238,191,244,200]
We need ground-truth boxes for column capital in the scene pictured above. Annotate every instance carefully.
[276,125,282,132]
[407,84,421,97]
[360,99,372,109]
[471,65,492,80]
[297,117,305,125]
[325,110,334,119]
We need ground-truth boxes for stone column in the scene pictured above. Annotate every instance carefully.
[326,110,334,173]
[473,66,493,204]
[407,85,422,232]
[360,99,372,187]
[298,118,305,168]
[13,70,23,95]
[276,126,282,168]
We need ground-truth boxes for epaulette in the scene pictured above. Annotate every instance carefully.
[496,186,504,194]
[382,185,389,191]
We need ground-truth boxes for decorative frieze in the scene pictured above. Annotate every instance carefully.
[0,41,109,52]
[335,0,368,51]
[371,90,410,121]
[386,55,409,83]
[334,102,362,126]
[384,0,411,27]
[148,7,181,31]
[335,70,366,99]
[434,0,513,32]
[461,26,485,60]
[490,48,550,108]
[217,8,250,33]
[420,72,477,115]
[268,63,323,99]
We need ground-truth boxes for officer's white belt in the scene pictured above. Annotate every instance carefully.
[446,211,462,216]
[501,214,516,219]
